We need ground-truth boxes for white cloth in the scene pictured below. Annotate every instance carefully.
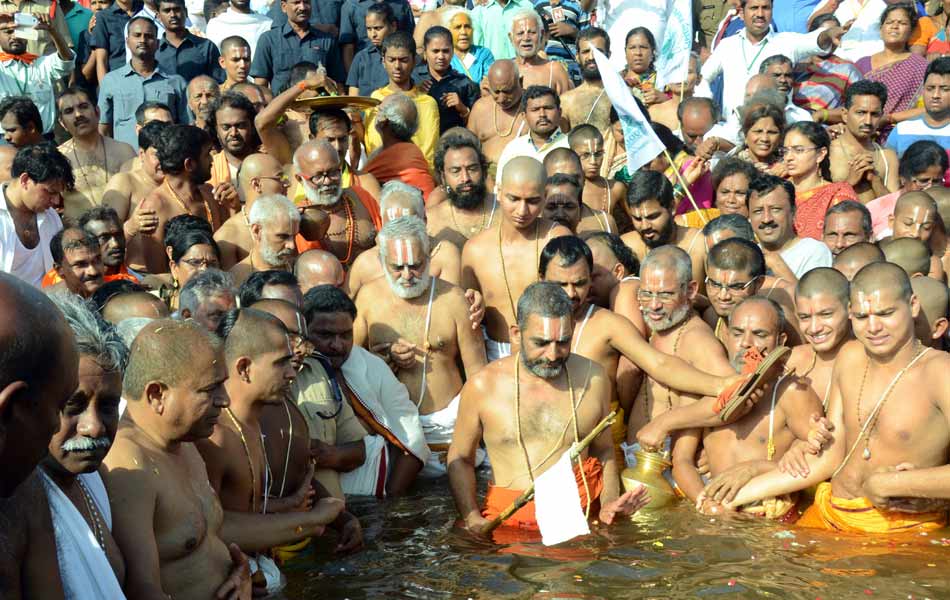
[0,185,63,287]
[418,394,486,478]
[340,433,387,496]
[834,0,886,62]
[483,328,512,362]
[778,237,833,278]
[0,52,74,133]
[595,0,669,70]
[785,102,814,124]
[494,131,569,191]
[248,554,285,595]
[205,9,273,59]
[533,451,590,546]
[41,471,126,600]
[695,27,826,123]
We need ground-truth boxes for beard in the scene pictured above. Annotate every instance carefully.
[383,268,431,299]
[446,180,487,210]
[521,351,565,379]
[580,62,601,82]
[302,181,343,206]
[644,303,691,333]
[642,218,675,249]
[260,244,294,267]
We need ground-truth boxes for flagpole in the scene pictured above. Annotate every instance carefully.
[662,148,707,224]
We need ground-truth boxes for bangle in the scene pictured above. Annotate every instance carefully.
[297,81,308,92]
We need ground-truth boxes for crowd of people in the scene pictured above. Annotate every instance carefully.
[1,0,949,596]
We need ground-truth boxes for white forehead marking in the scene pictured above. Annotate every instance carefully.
[541,316,568,341]
[393,239,405,265]
[392,238,416,266]
[586,139,594,154]
[855,290,881,313]
[385,207,411,222]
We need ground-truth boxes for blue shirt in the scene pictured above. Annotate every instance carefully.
[63,3,92,48]
[339,0,414,51]
[451,45,494,84]
[346,45,390,96]
[885,116,950,157]
[250,22,345,93]
[98,64,189,148]
[411,63,481,133]
[156,32,224,83]
[771,0,821,33]
[90,0,143,72]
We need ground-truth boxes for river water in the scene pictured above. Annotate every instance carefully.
[284,474,950,599]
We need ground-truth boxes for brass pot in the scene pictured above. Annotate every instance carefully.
[621,450,677,509]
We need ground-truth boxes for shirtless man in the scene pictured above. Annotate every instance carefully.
[0,274,78,599]
[568,125,627,226]
[508,10,572,95]
[308,108,381,201]
[702,238,770,346]
[355,217,487,477]
[881,237,933,279]
[219,36,252,91]
[295,249,345,292]
[102,319,252,599]
[621,170,706,286]
[822,200,873,257]
[543,171,617,234]
[911,276,949,349]
[347,182,460,298]
[716,263,950,535]
[448,282,648,538]
[197,309,343,594]
[104,121,167,227]
[126,125,231,274]
[101,290,170,323]
[581,231,642,317]
[427,132,499,250]
[230,195,300,287]
[560,28,611,133]
[676,297,821,520]
[466,60,527,184]
[208,93,261,189]
[461,156,572,360]
[188,75,221,132]
[214,153,291,269]
[889,192,945,281]
[833,242,885,282]
[828,81,899,203]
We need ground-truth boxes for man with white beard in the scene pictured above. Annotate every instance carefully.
[354,216,488,477]
[230,195,301,287]
[293,141,381,270]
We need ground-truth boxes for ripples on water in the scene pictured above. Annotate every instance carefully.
[283,474,950,599]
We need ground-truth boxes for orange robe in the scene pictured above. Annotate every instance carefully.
[295,184,382,257]
[797,482,947,534]
[363,142,436,202]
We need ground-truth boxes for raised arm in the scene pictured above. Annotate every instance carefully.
[254,70,334,165]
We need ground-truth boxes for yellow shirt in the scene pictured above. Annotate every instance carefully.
[363,85,440,167]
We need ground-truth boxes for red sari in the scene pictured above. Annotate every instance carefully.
[794,181,858,240]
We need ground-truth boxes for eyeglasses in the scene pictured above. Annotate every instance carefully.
[910,176,942,188]
[778,146,817,157]
[257,174,291,187]
[302,168,342,185]
[705,276,758,294]
[636,288,683,304]
[180,258,218,269]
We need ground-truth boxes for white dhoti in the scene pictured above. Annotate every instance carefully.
[40,471,127,600]
[418,394,486,478]
[483,327,511,362]
[340,434,389,497]
[249,554,286,596]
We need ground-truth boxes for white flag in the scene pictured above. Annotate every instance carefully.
[655,0,693,90]
[533,451,590,546]
[592,48,665,176]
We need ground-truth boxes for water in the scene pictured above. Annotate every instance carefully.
[283,475,950,599]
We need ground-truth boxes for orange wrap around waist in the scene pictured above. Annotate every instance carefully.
[797,482,947,534]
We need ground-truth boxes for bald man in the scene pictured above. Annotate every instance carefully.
[214,153,291,269]
[461,156,572,360]
[717,263,950,535]
[881,237,933,279]
[101,291,171,324]
[0,273,78,598]
[543,148,618,234]
[466,60,527,186]
[103,121,167,224]
[295,249,345,293]
[833,241,884,281]
[567,125,629,228]
[889,192,945,281]
[911,276,949,349]
[188,75,221,132]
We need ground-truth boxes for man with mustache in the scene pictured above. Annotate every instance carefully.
[79,207,139,283]
[822,200,873,258]
[57,87,137,222]
[217,37,253,92]
[748,174,832,278]
[230,195,300,287]
[126,125,231,274]
[508,10,572,94]
[308,107,382,201]
[43,227,106,298]
[467,60,527,187]
[561,27,611,133]
[494,85,570,188]
[179,268,238,332]
[197,308,344,595]
[542,172,617,235]
[427,131,497,250]
[828,81,899,203]
[102,319,253,599]
[354,216,487,478]
[40,293,128,598]
[702,237,769,346]
[187,75,220,132]
[207,93,260,189]
[156,0,223,81]
[103,121,168,229]
[621,170,707,287]
[0,96,44,149]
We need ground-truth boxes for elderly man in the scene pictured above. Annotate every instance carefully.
[102,319,252,599]
[103,121,168,224]
[306,107,381,201]
[355,216,487,477]
[177,267,235,330]
[822,200,873,257]
[467,60,527,185]
[293,141,380,269]
[230,194,300,287]
[364,93,437,199]
[43,228,106,298]
[295,249,345,292]
[494,85,570,185]
[508,9,572,94]
[0,274,79,598]
[677,97,730,157]
[187,75,220,132]
[302,285,429,497]
[213,153,290,269]
[40,294,128,598]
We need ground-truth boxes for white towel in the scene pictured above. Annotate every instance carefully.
[341,434,388,497]
[418,394,486,478]
[248,554,286,595]
[483,328,512,363]
[41,471,126,600]
[533,451,590,546]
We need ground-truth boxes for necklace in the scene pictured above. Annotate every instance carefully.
[499,220,541,320]
[76,477,106,551]
[325,195,358,265]
[449,196,490,238]
[71,137,109,206]
[164,179,212,226]
[493,103,522,138]
[225,407,261,513]
[643,319,689,419]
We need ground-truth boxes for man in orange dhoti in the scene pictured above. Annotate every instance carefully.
[364,94,437,202]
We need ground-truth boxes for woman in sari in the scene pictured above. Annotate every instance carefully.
[678,158,759,228]
[733,103,786,177]
[855,3,928,142]
[621,28,668,109]
[782,121,857,240]
[443,6,494,85]
[142,227,222,311]
[923,0,950,57]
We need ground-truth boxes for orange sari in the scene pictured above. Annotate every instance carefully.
[794,181,857,240]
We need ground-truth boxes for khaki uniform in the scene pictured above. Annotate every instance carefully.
[695,0,730,49]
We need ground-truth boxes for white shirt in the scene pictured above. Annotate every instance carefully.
[0,185,63,287]
[834,0,886,62]
[495,131,569,191]
[779,236,832,278]
[0,52,74,133]
[696,27,826,121]
[205,8,273,59]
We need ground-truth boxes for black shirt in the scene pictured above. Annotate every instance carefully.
[267,0,343,31]
[339,0,414,52]
[156,32,224,83]
[412,63,480,133]
[90,0,144,72]
[250,22,345,93]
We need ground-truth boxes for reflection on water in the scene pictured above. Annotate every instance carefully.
[284,474,950,599]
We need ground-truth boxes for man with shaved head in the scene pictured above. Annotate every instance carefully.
[889,192,944,280]
[295,249,345,293]
[197,308,344,594]
[466,60,527,186]
[187,75,221,132]
[833,241,885,281]
[911,276,949,349]
[293,140,380,269]
[101,290,171,323]
[214,153,292,269]
[718,262,950,533]
[461,156,572,360]
[0,273,78,597]
[364,93,437,199]
[542,149,617,234]
[881,237,933,279]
